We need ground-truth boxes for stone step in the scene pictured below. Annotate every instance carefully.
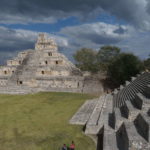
[85,125,102,135]
[86,95,106,126]
[144,85,150,98]
[7,51,39,85]
[125,81,130,86]
[85,95,106,134]
[117,122,149,150]
[123,76,150,98]
[131,76,136,81]
[119,85,124,90]
[131,80,148,93]
[104,94,113,127]
[122,88,134,101]
[69,99,98,125]
[85,94,113,135]
[114,85,137,108]
[134,113,150,142]
[113,72,150,108]
[134,93,150,111]
[120,100,139,120]
[113,108,125,130]
[103,127,119,150]
[124,122,149,150]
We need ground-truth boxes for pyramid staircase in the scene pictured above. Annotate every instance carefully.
[0,50,39,94]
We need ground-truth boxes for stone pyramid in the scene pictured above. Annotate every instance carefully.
[0,33,84,94]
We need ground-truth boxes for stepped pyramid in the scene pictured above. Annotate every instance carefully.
[70,72,150,150]
[0,33,85,94]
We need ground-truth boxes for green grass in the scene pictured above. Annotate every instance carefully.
[0,92,96,150]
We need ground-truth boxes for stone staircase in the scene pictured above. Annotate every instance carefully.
[0,50,40,94]
[113,72,150,108]
[7,50,35,85]
[18,51,38,80]
[70,72,150,150]
[69,98,99,125]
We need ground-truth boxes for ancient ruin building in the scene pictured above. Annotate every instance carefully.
[70,72,150,150]
[0,33,103,94]
[0,34,87,94]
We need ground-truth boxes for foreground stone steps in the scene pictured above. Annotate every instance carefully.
[103,127,119,150]
[86,95,106,126]
[134,93,150,111]
[112,108,126,130]
[70,72,150,150]
[113,72,150,108]
[70,91,150,148]
[85,94,113,135]
[117,122,149,150]
[69,98,98,125]
[120,100,140,120]
[134,113,150,142]
[144,85,150,98]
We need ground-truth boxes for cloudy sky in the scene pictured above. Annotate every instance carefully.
[0,0,150,64]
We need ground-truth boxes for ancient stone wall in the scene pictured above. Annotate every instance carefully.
[36,69,70,77]
[0,79,7,86]
[0,66,16,76]
[35,33,57,51]
[7,59,22,66]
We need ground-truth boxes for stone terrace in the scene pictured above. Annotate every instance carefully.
[70,72,150,150]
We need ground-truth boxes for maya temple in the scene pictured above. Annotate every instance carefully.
[0,33,103,94]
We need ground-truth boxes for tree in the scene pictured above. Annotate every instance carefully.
[107,53,144,86]
[97,46,120,71]
[144,55,150,71]
[73,48,99,73]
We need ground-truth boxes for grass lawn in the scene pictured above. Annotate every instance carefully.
[0,92,96,150]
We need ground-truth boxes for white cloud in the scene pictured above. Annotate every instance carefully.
[60,22,134,48]
[118,32,150,59]
[0,22,149,65]
[0,26,69,64]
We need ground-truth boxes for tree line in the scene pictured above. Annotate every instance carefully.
[73,46,150,87]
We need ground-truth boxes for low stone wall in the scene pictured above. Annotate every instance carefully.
[82,76,104,94]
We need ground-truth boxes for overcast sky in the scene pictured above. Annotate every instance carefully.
[0,0,150,64]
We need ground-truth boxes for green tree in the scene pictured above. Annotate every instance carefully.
[107,53,144,86]
[73,48,99,73]
[97,46,120,71]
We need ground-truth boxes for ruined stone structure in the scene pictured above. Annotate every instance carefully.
[0,33,103,94]
[70,72,150,150]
